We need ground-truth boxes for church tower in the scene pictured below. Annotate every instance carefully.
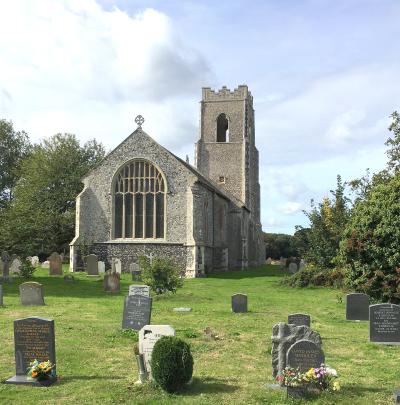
[195,85,260,224]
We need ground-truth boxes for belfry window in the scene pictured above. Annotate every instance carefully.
[217,113,229,142]
[113,160,166,239]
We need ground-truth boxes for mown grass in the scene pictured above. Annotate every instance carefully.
[0,264,398,404]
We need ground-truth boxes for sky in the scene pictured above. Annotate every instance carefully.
[1,0,399,234]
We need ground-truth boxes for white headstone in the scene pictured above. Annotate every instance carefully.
[266,257,272,265]
[139,325,175,374]
[299,259,305,270]
[98,261,105,274]
[129,285,150,297]
[10,258,22,275]
[41,261,50,269]
[112,258,122,274]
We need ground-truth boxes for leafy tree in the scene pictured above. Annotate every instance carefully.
[0,133,105,255]
[263,232,298,259]
[0,120,31,208]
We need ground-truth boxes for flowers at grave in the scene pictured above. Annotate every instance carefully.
[277,364,340,392]
[27,359,56,381]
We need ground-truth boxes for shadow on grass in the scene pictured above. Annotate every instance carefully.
[342,385,385,395]
[180,377,238,396]
[56,375,125,384]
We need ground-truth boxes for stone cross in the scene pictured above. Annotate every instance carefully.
[271,323,294,378]
[135,115,145,128]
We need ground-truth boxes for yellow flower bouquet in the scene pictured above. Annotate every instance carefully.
[27,359,56,382]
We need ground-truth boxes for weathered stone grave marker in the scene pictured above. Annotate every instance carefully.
[5,317,56,386]
[173,307,192,312]
[370,303,400,344]
[104,272,120,293]
[271,322,322,378]
[288,313,311,327]
[112,258,122,274]
[139,325,175,374]
[122,295,152,330]
[10,257,22,275]
[98,261,105,274]
[286,339,325,372]
[130,262,141,281]
[232,293,247,313]
[266,257,272,265]
[19,282,45,306]
[48,252,62,276]
[128,285,150,297]
[299,259,305,270]
[346,293,369,321]
[86,254,98,276]
[288,262,298,274]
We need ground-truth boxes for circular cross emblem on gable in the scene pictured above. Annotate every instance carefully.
[135,115,145,128]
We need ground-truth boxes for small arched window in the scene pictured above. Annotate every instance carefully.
[113,160,166,239]
[217,113,229,142]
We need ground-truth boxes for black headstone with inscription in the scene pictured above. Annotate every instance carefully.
[232,293,248,313]
[346,293,369,321]
[5,317,56,386]
[288,313,311,327]
[370,303,400,344]
[286,339,325,372]
[122,295,152,331]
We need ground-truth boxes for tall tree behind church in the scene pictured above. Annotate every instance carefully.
[0,133,105,255]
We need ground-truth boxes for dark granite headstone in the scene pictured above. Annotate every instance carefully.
[286,339,325,372]
[5,317,56,386]
[288,313,311,327]
[346,293,369,321]
[19,282,45,306]
[232,293,247,313]
[370,303,400,344]
[85,254,98,276]
[48,252,62,276]
[104,272,120,293]
[122,295,152,330]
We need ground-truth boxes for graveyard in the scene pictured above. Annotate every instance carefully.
[0,264,398,404]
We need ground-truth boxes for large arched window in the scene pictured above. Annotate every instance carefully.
[113,160,166,239]
[217,113,229,142]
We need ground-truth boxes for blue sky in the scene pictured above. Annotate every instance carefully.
[1,0,399,234]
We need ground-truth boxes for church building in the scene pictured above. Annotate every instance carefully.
[70,85,264,277]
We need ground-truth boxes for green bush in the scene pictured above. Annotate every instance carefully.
[139,255,183,294]
[19,259,36,279]
[150,336,193,393]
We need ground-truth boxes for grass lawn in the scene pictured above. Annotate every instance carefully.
[0,264,397,404]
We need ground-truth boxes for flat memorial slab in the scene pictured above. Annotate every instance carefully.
[5,375,57,387]
[173,307,192,312]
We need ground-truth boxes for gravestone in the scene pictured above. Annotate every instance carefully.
[20,282,45,306]
[288,262,298,274]
[63,275,75,283]
[288,313,311,327]
[5,317,56,386]
[128,285,150,297]
[266,257,272,265]
[1,251,10,281]
[346,293,369,321]
[271,322,322,378]
[48,252,62,276]
[104,272,120,293]
[232,293,247,313]
[139,325,175,374]
[10,257,22,275]
[130,262,141,281]
[370,303,400,344]
[299,259,306,270]
[112,258,122,274]
[173,307,192,312]
[86,254,98,276]
[98,261,105,274]
[41,261,50,269]
[287,339,325,372]
[122,295,152,330]
[0,284,3,306]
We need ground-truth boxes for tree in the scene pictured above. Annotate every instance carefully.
[263,233,298,259]
[0,120,31,208]
[0,133,105,254]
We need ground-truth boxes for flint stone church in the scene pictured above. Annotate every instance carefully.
[70,85,264,277]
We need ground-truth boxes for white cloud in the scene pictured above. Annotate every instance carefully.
[278,202,302,215]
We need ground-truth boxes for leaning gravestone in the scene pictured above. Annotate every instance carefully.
[346,293,369,321]
[232,293,247,313]
[288,262,298,274]
[139,325,175,374]
[5,317,56,386]
[128,285,150,297]
[104,272,120,293]
[370,303,400,344]
[287,339,325,372]
[10,257,22,275]
[288,313,311,327]
[271,322,322,378]
[85,254,98,276]
[122,295,152,330]
[98,261,105,274]
[48,252,62,276]
[20,282,45,306]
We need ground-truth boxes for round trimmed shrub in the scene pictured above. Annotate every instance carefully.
[150,336,193,393]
